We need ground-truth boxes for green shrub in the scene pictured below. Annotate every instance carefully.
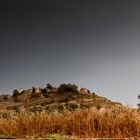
[46,83,53,90]
[2,95,9,100]
[58,83,78,93]
[28,105,43,112]
[0,112,11,119]
[32,87,36,93]
[92,92,96,96]
[13,105,20,113]
[12,89,20,97]
[69,103,79,110]
[96,104,102,110]
[41,88,49,98]
[138,95,140,108]
[41,88,48,94]
[64,103,79,111]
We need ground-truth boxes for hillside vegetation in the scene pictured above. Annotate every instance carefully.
[0,83,123,113]
[0,83,139,138]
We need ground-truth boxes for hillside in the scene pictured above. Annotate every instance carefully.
[0,84,139,138]
[0,83,124,113]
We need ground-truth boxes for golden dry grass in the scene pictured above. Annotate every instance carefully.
[0,108,139,138]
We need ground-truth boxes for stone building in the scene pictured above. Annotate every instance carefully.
[80,88,90,94]
[32,87,41,93]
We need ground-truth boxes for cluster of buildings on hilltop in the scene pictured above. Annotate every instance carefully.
[14,85,92,95]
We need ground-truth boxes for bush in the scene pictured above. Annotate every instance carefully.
[28,105,43,112]
[0,112,11,119]
[69,103,79,110]
[46,83,53,90]
[41,88,48,93]
[138,95,140,108]
[32,87,36,93]
[13,105,20,113]
[64,103,79,111]
[58,83,78,93]
[96,104,102,110]
[2,95,9,101]
[12,89,20,97]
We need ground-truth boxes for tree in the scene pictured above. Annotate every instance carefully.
[138,95,140,108]
[46,83,53,90]
[13,89,20,97]
[58,83,78,92]
[32,87,36,93]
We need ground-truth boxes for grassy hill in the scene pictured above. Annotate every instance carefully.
[0,83,123,113]
[0,83,139,138]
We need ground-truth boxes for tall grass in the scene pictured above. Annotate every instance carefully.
[0,108,139,138]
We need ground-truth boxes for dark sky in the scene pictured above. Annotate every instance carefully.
[0,0,140,107]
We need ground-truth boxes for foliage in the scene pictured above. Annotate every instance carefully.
[45,133,66,139]
[58,83,78,93]
[96,104,102,110]
[12,89,20,97]
[2,95,9,101]
[41,88,48,94]
[0,112,11,119]
[13,106,20,113]
[32,87,36,93]
[46,83,53,90]
[28,105,43,112]
[69,103,79,110]
[138,95,140,108]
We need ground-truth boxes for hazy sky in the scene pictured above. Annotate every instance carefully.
[0,0,140,107]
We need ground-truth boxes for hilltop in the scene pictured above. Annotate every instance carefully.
[0,83,139,138]
[0,83,124,113]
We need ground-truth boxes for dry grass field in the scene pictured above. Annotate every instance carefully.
[0,107,139,139]
[0,85,139,139]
